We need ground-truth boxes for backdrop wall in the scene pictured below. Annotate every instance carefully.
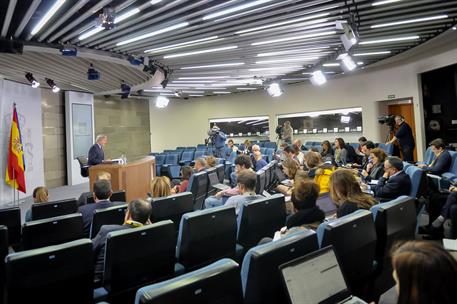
[149,31,457,160]
[0,80,45,206]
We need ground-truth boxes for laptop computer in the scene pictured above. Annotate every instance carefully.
[279,246,368,304]
[208,172,230,191]
[316,193,338,216]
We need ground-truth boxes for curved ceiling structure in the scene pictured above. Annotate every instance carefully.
[0,0,456,97]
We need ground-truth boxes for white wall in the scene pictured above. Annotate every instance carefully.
[0,80,45,206]
[150,31,457,160]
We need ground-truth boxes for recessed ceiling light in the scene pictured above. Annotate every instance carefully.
[144,36,220,53]
[322,63,340,67]
[179,76,231,80]
[255,57,319,64]
[251,31,336,46]
[359,35,420,45]
[372,0,402,6]
[237,87,258,90]
[213,91,231,94]
[249,66,303,72]
[164,45,238,59]
[235,12,330,34]
[257,46,330,57]
[202,0,274,20]
[172,80,217,83]
[31,0,66,36]
[117,22,189,46]
[353,51,391,56]
[371,15,448,28]
[181,62,245,69]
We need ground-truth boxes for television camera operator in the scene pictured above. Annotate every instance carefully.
[385,115,415,162]
[206,125,227,158]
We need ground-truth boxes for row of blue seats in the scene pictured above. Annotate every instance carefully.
[0,194,417,304]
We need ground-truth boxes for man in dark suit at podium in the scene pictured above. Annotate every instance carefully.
[88,134,108,166]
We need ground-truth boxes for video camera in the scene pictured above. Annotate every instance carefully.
[275,125,283,139]
[378,115,396,126]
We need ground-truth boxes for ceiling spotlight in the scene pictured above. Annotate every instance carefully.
[45,78,60,93]
[310,70,327,86]
[453,25,457,30]
[99,7,115,30]
[155,96,170,108]
[25,73,40,88]
[120,81,131,99]
[336,20,358,51]
[266,83,283,97]
[87,64,100,80]
[337,53,357,71]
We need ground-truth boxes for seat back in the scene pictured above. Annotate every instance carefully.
[237,195,287,249]
[165,154,179,165]
[90,204,128,239]
[134,259,242,304]
[177,206,237,269]
[188,171,208,210]
[316,210,377,291]
[205,167,218,197]
[194,150,205,159]
[111,190,126,202]
[104,220,176,295]
[0,207,21,245]
[5,239,93,304]
[377,143,394,155]
[255,170,266,194]
[22,213,83,250]
[215,164,225,183]
[423,146,434,165]
[155,155,166,165]
[370,196,417,260]
[241,229,319,304]
[151,192,194,232]
[31,198,78,221]
[180,151,194,164]
[405,166,424,198]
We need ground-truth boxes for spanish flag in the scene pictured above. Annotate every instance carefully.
[5,104,26,193]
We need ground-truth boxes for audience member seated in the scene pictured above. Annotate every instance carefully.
[78,171,111,206]
[205,155,252,209]
[334,137,357,166]
[78,180,118,237]
[25,186,49,222]
[330,169,376,218]
[282,145,300,164]
[293,139,305,152]
[287,180,325,229]
[358,141,375,170]
[321,140,334,159]
[224,170,264,215]
[292,140,305,165]
[173,166,192,193]
[370,156,412,200]
[226,139,238,155]
[276,158,300,196]
[356,136,367,157]
[361,148,386,182]
[304,151,334,194]
[205,156,217,168]
[252,145,267,171]
[149,176,172,199]
[92,199,152,282]
[194,158,207,172]
[424,185,457,237]
[390,240,457,304]
[417,138,452,175]
[242,139,252,154]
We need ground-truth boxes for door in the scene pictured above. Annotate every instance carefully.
[388,103,417,161]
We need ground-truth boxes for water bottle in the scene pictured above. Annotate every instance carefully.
[123,154,127,165]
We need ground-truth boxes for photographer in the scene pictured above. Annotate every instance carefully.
[282,121,293,144]
[386,115,415,162]
[207,126,227,158]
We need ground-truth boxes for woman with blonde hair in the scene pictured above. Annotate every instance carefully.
[25,186,49,222]
[149,176,172,199]
[276,158,301,195]
[329,169,376,218]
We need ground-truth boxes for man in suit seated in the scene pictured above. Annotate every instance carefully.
[78,179,118,237]
[371,156,412,200]
[92,199,152,282]
[77,171,111,207]
[88,134,108,166]
[417,138,452,175]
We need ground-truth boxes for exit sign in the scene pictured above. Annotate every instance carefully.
[388,94,396,99]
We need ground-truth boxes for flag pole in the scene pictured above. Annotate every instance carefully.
[12,169,15,206]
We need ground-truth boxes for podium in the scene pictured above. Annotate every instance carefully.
[88,156,156,202]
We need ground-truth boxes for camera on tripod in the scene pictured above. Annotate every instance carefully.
[378,114,396,132]
[275,125,283,139]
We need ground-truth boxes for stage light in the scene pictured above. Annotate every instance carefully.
[45,78,60,93]
[87,64,100,80]
[266,83,283,97]
[25,73,40,88]
[120,81,131,99]
[336,20,358,51]
[337,53,356,71]
[60,45,77,56]
[310,70,327,86]
[155,96,170,108]
[99,7,115,30]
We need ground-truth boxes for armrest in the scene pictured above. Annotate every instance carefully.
[427,173,450,193]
